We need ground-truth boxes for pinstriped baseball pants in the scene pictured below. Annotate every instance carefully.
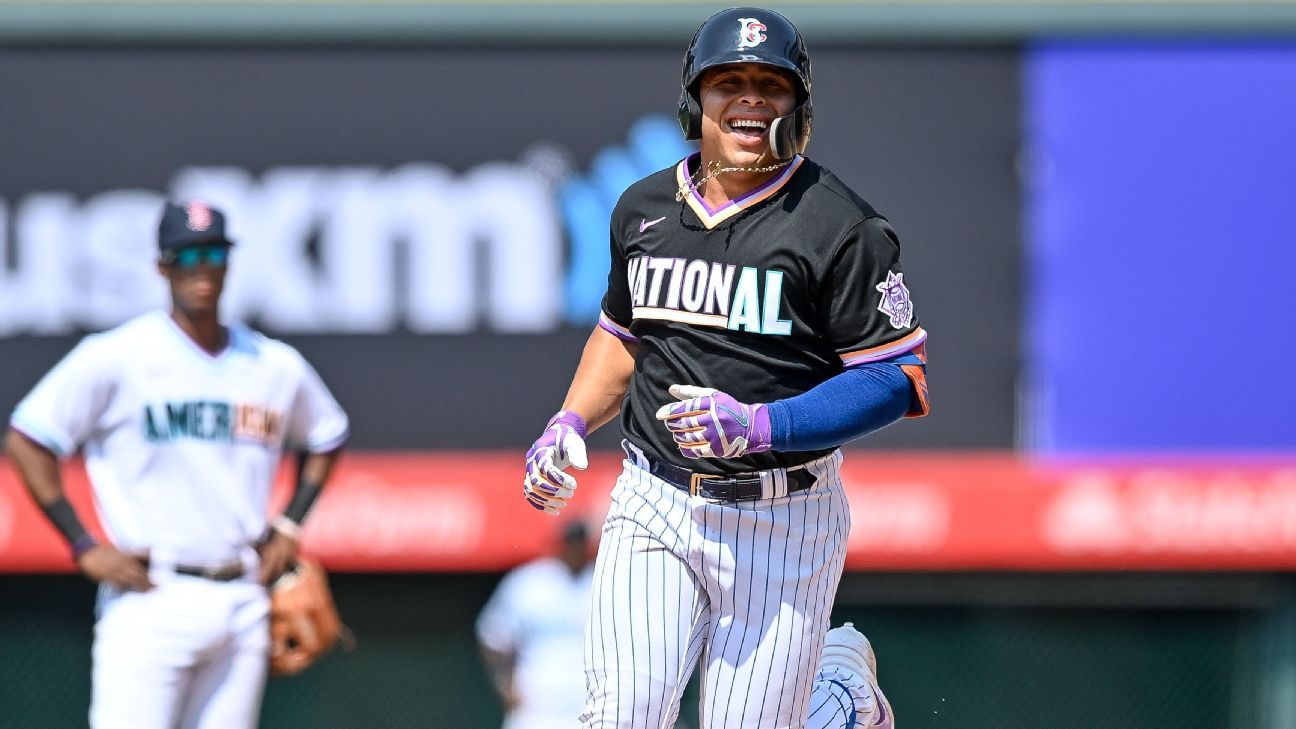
[580,445,851,729]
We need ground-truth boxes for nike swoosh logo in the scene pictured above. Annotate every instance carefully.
[639,216,666,233]
[717,404,749,428]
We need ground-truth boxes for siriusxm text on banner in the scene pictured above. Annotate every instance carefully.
[0,115,689,336]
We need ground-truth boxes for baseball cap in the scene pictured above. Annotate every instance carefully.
[157,200,235,251]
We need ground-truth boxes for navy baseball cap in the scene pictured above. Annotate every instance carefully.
[157,200,235,251]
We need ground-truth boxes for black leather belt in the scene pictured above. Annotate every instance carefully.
[638,451,817,503]
[138,557,245,582]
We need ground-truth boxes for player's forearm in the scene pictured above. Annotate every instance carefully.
[5,428,98,556]
[765,363,913,451]
[271,447,342,539]
[297,448,341,498]
[560,326,637,433]
[478,646,518,705]
[5,428,68,506]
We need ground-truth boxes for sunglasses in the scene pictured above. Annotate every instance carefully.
[163,246,230,269]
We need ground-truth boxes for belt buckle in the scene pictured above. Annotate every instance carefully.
[204,563,243,581]
[689,472,722,497]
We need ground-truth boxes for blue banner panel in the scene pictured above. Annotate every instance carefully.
[1025,42,1296,453]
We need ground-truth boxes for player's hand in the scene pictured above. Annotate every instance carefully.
[523,410,588,515]
[655,384,772,459]
[257,530,300,585]
[77,543,154,592]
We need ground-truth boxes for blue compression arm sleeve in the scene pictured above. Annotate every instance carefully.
[766,363,913,452]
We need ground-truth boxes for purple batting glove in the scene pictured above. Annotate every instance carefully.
[523,411,589,515]
[654,385,772,459]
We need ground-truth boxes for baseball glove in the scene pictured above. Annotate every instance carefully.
[269,558,346,676]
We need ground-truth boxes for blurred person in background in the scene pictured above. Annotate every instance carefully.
[522,6,919,729]
[477,518,596,729]
[4,200,348,729]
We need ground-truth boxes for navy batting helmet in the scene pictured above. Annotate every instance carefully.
[677,7,813,160]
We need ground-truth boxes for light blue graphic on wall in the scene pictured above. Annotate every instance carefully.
[558,114,693,325]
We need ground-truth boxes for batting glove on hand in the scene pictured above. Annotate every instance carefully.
[655,384,772,459]
[524,411,589,515]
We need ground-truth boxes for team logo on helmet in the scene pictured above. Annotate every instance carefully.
[736,18,767,50]
[184,201,212,232]
[875,271,915,329]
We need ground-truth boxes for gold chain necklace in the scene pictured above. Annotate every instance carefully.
[675,157,794,202]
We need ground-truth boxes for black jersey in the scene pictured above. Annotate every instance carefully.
[600,153,927,475]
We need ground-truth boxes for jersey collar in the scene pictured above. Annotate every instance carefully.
[156,310,234,365]
[675,153,804,229]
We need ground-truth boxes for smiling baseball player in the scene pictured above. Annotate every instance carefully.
[5,200,348,729]
[523,7,923,729]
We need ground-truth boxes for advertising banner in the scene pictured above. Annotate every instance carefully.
[0,46,1020,450]
[4,452,1294,572]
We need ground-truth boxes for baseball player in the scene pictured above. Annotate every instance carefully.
[4,200,349,729]
[523,7,925,728]
[477,519,597,729]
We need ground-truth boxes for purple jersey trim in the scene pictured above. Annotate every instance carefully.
[840,327,928,367]
[598,312,638,343]
[675,154,804,229]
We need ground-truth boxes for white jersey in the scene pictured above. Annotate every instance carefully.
[10,311,348,564]
[477,556,594,722]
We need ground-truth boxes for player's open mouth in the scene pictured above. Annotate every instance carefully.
[726,118,769,142]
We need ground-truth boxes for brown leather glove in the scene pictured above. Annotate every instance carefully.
[269,558,346,676]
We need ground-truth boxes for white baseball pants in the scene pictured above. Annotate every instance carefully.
[90,563,270,729]
[580,446,850,729]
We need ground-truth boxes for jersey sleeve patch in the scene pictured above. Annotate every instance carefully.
[821,217,927,363]
[875,271,915,330]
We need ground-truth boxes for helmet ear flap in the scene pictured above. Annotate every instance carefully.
[678,88,703,141]
[768,99,813,161]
